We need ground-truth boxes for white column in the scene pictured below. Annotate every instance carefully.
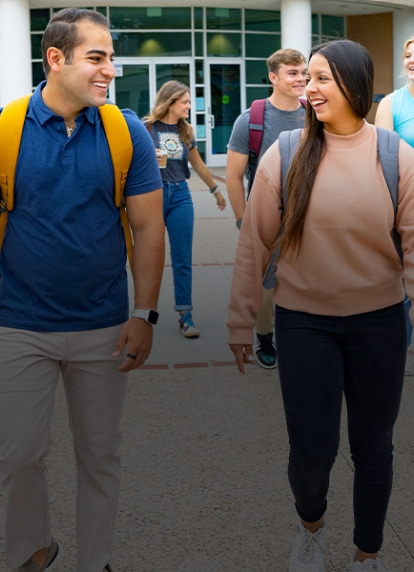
[0,0,32,106]
[281,0,312,60]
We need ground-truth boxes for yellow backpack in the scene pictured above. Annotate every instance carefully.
[0,95,134,268]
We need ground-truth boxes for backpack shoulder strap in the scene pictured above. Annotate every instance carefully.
[248,98,266,159]
[0,94,31,212]
[376,126,399,213]
[98,103,133,208]
[376,126,402,262]
[98,103,134,269]
[262,128,302,290]
[0,94,31,250]
[278,128,302,212]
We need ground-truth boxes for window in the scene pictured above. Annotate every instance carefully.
[245,10,281,32]
[109,7,191,30]
[206,8,241,30]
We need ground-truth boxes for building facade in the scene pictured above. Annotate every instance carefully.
[1,0,413,166]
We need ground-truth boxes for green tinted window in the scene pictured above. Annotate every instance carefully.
[322,15,345,37]
[195,61,204,83]
[32,62,45,88]
[196,88,205,111]
[245,34,280,58]
[207,33,241,57]
[30,9,50,32]
[245,10,281,32]
[206,8,241,30]
[197,140,206,162]
[312,14,319,35]
[112,32,191,57]
[194,7,203,29]
[196,115,206,140]
[31,35,42,60]
[115,65,150,118]
[194,32,203,57]
[109,7,191,30]
[246,60,269,85]
[246,86,272,107]
[155,64,190,91]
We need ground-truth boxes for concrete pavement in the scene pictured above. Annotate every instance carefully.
[0,167,413,571]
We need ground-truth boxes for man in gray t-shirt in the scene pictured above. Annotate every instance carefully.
[226,48,307,369]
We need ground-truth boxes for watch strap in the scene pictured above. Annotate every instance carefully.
[131,308,159,325]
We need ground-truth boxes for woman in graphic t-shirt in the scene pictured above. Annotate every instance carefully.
[144,81,226,338]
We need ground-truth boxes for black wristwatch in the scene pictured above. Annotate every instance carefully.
[236,218,242,230]
[131,308,159,325]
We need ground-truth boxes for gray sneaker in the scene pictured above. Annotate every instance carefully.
[12,540,62,571]
[348,550,390,571]
[289,520,327,571]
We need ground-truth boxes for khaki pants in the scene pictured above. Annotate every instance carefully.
[0,325,127,572]
[255,287,275,336]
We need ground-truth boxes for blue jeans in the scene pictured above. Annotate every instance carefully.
[275,302,406,553]
[163,181,194,311]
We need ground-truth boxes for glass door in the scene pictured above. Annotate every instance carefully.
[206,60,243,167]
[110,62,151,118]
[109,59,193,121]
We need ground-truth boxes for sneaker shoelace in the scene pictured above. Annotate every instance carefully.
[257,335,274,354]
[299,528,325,564]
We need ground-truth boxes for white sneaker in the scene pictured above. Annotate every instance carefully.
[178,311,200,338]
[348,549,390,571]
[289,520,327,571]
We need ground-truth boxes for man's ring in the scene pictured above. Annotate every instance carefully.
[127,353,137,360]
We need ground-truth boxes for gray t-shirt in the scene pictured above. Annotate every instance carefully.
[227,99,306,185]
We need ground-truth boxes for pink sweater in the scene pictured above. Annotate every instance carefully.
[227,121,414,346]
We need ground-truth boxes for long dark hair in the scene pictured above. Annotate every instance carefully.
[278,39,374,258]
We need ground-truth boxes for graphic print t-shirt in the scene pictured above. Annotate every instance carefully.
[148,121,196,182]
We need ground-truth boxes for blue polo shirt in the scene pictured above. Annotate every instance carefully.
[0,82,162,332]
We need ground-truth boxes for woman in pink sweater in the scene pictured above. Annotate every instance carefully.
[227,40,414,572]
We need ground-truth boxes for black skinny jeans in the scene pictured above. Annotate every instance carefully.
[275,302,406,553]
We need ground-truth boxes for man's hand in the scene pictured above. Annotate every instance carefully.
[229,343,254,374]
[112,318,153,372]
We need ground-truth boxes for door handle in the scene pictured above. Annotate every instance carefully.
[208,115,215,129]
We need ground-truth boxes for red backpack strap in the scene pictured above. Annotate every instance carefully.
[248,98,266,159]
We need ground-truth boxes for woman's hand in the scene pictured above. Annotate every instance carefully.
[214,190,226,211]
[229,343,254,374]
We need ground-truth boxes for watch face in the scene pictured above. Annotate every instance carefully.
[148,309,159,325]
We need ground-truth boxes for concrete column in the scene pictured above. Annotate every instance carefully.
[281,0,312,60]
[0,0,32,106]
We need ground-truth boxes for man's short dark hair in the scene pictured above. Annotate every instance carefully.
[41,8,109,76]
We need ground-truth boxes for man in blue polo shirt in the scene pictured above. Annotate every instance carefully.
[0,8,164,572]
